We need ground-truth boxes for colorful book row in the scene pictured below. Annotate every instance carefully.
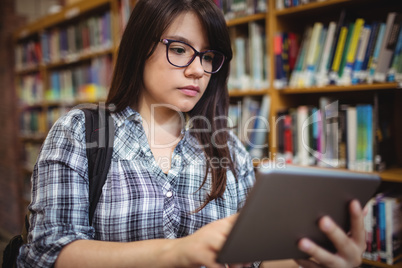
[46,55,112,102]
[275,12,402,89]
[15,10,112,70]
[20,106,71,136]
[214,0,267,21]
[17,55,113,105]
[228,22,269,91]
[275,95,395,172]
[275,0,330,10]
[18,73,44,106]
[363,193,402,265]
[228,95,271,159]
[15,40,42,71]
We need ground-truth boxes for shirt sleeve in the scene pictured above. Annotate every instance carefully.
[18,109,95,268]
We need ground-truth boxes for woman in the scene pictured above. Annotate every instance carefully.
[18,0,366,267]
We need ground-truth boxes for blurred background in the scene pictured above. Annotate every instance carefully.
[0,0,86,259]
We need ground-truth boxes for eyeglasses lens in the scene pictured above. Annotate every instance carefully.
[167,41,224,73]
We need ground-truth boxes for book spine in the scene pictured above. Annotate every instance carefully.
[340,18,365,85]
[367,23,387,83]
[274,33,286,89]
[374,12,398,82]
[329,26,348,84]
[297,105,309,166]
[304,22,323,87]
[351,26,371,85]
[346,106,357,170]
[316,21,337,87]
[387,21,402,82]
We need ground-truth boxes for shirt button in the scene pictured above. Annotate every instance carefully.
[166,191,173,198]
[174,155,180,160]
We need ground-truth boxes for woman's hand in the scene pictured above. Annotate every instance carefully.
[170,214,238,268]
[295,199,366,268]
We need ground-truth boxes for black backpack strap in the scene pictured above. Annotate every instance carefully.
[81,105,115,226]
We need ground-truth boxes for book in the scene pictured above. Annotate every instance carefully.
[307,106,319,166]
[364,198,376,260]
[228,102,241,136]
[234,36,250,90]
[337,22,355,83]
[249,22,268,89]
[288,32,299,75]
[360,21,381,83]
[316,21,337,87]
[346,106,357,170]
[367,23,387,84]
[338,104,348,168]
[289,27,312,88]
[274,33,287,89]
[239,97,260,145]
[339,18,365,85]
[326,9,347,79]
[364,105,374,172]
[282,32,290,81]
[328,25,348,84]
[383,195,402,265]
[387,21,402,82]
[351,25,371,85]
[297,105,309,166]
[275,109,287,161]
[320,98,339,168]
[304,22,324,87]
[248,95,271,158]
[283,114,293,164]
[374,12,399,82]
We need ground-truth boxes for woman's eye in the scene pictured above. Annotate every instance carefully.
[203,53,214,62]
[170,46,186,55]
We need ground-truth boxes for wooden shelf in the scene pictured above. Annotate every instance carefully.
[363,259,402,268]
[278,83,401,94]
[229,89,270,97]
[226,13,266,27]
[45,46,114,69]
[275,0,354,16]
[19,134,46,143]
[13,0,112,40]
[15,65,42,75]
[379,168,402,183]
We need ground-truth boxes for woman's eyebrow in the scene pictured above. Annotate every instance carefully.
[164,35,211,50]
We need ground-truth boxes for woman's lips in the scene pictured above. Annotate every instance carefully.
[179,86,200,97]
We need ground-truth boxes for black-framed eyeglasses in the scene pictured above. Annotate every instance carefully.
[160,38,225,74]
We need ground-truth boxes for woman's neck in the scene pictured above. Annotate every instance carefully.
[138,102,185,145]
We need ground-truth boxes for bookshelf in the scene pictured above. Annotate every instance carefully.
[13,0,133,208]
[13,0,402,267]
[226,0,402,267]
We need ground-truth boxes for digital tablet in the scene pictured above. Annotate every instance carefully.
[217,165,381,264]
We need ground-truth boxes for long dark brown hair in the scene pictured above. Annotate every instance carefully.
[106,0,235,211]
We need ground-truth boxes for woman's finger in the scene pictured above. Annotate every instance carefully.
[297,238,342,268]
[318,215,363,263]
[348,200,366,249]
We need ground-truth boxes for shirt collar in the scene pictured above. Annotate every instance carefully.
[112,106,143,128]
[113,106,194,133]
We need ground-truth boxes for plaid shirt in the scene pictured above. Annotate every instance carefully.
[18,106,256,267]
